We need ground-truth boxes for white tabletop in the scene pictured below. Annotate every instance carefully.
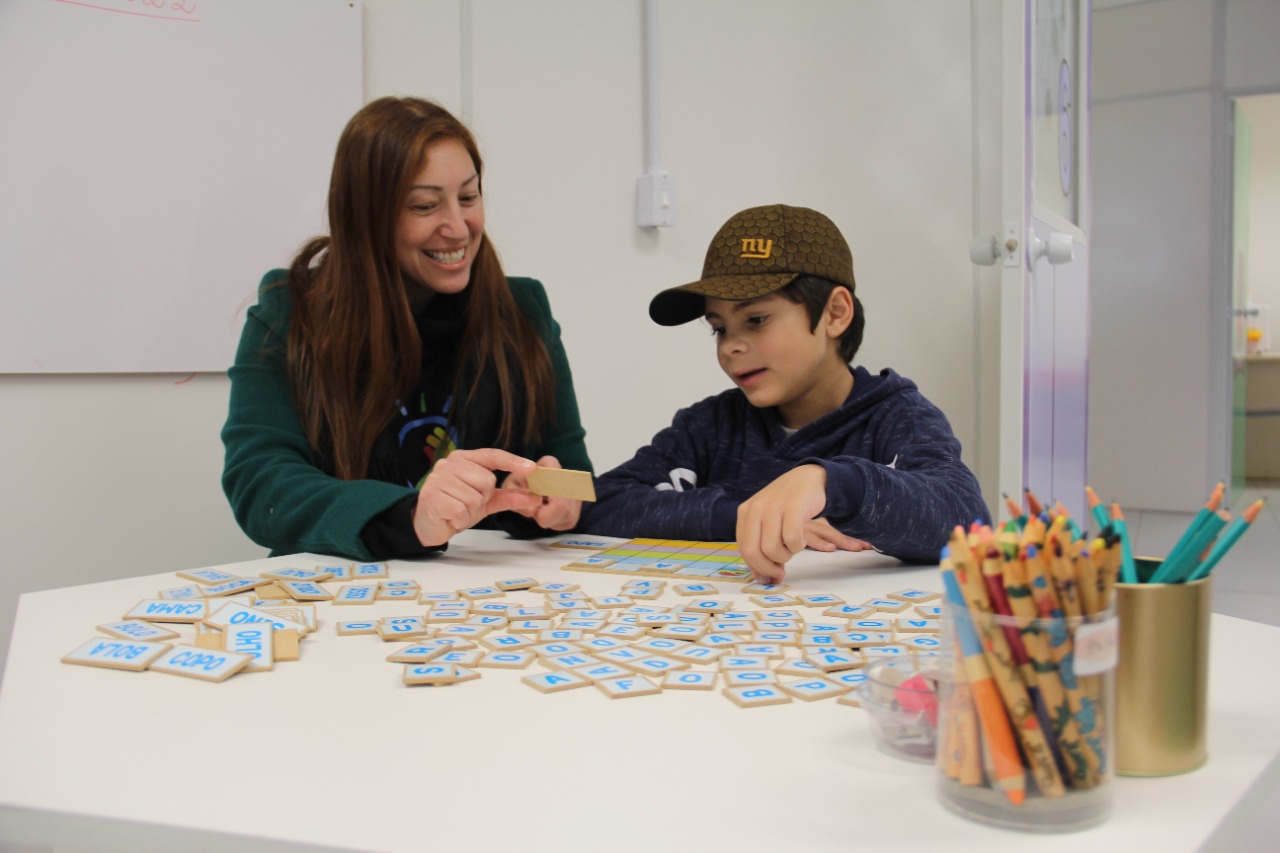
[1,531,1278,853]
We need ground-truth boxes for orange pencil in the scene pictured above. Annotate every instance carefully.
[1024,488,1045,517]
[955,549,1065,798]
[941,559,1027,805]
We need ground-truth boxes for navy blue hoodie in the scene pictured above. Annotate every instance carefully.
[579,366,988,563]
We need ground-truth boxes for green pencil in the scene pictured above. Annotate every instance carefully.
[1184,500,1265,582]
[1147,482,1224,583]
[1110,510,1138,584]
[1150,509,1229,584]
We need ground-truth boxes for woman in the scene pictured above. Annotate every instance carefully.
[222,97,591,559]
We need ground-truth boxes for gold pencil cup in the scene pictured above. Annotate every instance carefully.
[1115,560,1211,776]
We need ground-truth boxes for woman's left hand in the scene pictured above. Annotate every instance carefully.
[501,455,582,531]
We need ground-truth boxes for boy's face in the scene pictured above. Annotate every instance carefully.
[704,292,853,429]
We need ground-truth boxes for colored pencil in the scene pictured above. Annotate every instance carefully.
[1149,482,1224,582]
[1077,538,1103,616]
[1185,499,1265,582]
[1003,493,1028,529]
[998,552,1093,787]
[941,560,1027,805]
[1098,532,1121,611]
[1085,486,1110,535]
[1108,503,1138,584]
[950,536,1065,798]
[1150,508,1229,584]
[980,546,1068,781]
[1054,501,1085,541]
[941,639,984,786]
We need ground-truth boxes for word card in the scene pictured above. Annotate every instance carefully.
[527,467,597,502]
[176,568,239,585]
[224,622,275,672]
[62,639,172,672]
[123,599,208,624]
[96,620,180,643]
[148,644,253,682]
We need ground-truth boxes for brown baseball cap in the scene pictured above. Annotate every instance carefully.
[648,203,856,326]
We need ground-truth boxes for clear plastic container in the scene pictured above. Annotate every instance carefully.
[857,657,939,763]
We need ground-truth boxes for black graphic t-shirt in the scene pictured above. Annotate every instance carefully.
[365,290,515,494]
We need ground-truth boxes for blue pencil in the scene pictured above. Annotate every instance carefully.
[1148,482,1225,583]
[1109,506,1138,584]
[1150,510,1229,584]
[1184,500,1265,582]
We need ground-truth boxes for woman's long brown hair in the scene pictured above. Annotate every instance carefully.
[285,97,554,480]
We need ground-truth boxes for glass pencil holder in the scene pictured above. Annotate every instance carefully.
[935,600,1119,833]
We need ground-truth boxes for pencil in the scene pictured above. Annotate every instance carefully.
[995,521,1022,559]
[1054,501,1084,541]
[1108,503,1138,584]
[1085,486,1110,534]
[1150,508,1230,584]
[940,639,984,786]
[1150,482,1224,582]
[1019,513,1048,554]
[1097,531,1121,611]
[982,547,1065,771]
[942,557,1027,805]
[1021,543,1062,615]
[1024,488,1045,517]
[1077,539,1115,788]
[1078,539,1103,616]
[1001,553,1098,788]
[1003,493,1028,529]
[1185,499,1265,582]
[951,540,1065,798]
[955,677,984,786]
[1020,542,1105,767]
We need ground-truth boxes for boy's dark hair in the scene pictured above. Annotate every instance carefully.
[779,274,865,363]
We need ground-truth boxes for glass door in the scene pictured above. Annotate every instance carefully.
[1231,101,1251,497]
[1024,0,1091,522]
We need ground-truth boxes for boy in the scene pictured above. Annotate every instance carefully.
[578,204,988,582]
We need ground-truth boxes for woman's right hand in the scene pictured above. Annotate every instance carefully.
[412,448,541,547]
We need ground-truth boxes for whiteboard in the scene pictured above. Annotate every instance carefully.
[0,0,362,373]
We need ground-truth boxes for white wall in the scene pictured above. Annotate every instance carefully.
[0,0,981,679]
[1242,94,1280,348]
[1090,0,1280,510]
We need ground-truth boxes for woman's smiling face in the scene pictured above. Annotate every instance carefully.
[394,137,485,298]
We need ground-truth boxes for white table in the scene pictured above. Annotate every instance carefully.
[1,531,1277,852]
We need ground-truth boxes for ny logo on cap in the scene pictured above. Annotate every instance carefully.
[739,238,773,259]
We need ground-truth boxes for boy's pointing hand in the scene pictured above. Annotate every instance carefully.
[736,464,829,583]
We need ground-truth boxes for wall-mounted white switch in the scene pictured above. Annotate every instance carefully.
[637,170,676,228]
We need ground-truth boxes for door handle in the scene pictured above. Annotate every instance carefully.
[970,223,1021,267]
[969,235,1000,266]
[1029,230,1074,266]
